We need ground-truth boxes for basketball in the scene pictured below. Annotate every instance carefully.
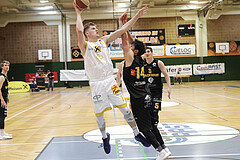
[74,0,91,9]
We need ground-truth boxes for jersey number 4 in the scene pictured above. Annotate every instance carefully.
[135,66,145,79]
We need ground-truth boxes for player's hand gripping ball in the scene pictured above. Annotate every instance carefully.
[74,0,91,9]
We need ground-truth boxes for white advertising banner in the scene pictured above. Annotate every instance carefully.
[110,49,124,58]
[150,46,165,56]
[166,45,195,56]
[110,46,164,58]
[60,69,119,81]
[193,63,225,75]
[162,65,192,77]
[60,70,88,81]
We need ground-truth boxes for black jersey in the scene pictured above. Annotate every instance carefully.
[123,56,148,99]
[144,59,163,91]
[0,73,8,102]
[48,72,54,80]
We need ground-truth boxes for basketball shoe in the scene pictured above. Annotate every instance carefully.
[102,132,111,154]
[2,131,12,139]
[164,147,171,156]
[156,149,170,160]
[135,133,151,147]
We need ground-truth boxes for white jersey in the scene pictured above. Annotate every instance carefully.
[83,39,114,81]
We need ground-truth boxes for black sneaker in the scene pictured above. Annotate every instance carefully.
[135,133,151,147]
[102,133,111,154]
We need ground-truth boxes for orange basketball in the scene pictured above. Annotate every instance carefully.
[74,0,90,9]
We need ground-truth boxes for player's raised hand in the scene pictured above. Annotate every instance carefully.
[137,6,148,17]
[73,1,85,14]
[119,9,128,24]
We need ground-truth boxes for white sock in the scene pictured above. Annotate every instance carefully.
[132,127,139,136]
[0,130,4,136]
[101,130,107,139]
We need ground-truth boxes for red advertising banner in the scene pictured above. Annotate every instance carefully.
[25,72,58,84]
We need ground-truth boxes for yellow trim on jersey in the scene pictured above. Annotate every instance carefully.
[95,107,112,117]
[89,39,99,43]
[100,38,109,48]
[89,80,92,98]
[113,103,127,109]
[82,41,88,57]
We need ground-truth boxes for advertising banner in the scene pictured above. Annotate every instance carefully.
[193,63,225,75]
[208,41,240,56]
[150,46,164,56]
[25,72,58,84]
[9,81,30,93]
[105,29,165,58]
[166,45,195,56]
[60,70,88,81]
[71,47,83,61]
[163,65,192,77]
[60,69,119,81]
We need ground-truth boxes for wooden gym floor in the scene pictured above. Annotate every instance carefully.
[0,80,240,160]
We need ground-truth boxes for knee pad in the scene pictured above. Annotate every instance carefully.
[124,111,134,123]
[96,115,105,130]
[119,107,134,123]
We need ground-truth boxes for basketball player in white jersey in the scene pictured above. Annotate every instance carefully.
[74,3,150,154]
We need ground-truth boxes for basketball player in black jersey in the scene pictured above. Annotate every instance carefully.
[121,17,170,159]
[144,46,172,158]
[0,60,12,140]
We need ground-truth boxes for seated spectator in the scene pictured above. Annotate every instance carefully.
[31,81,40,92]
[65,81,73,88]
[176,70,182,84]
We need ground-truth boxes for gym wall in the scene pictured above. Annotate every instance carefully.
[0,15,240,87]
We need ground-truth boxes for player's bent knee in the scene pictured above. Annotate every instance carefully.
[119,107,135,123]
[124,111,134,123]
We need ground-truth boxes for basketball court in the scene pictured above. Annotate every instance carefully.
[0,0,240,159]
[1,81,239,160]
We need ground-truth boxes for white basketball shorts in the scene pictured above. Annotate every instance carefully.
[90,76,127,117]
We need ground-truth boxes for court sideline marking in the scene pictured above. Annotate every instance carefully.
[162,90,228,121]
[195,87,240,101]
[6,95,58,122]
[92,153,240,160]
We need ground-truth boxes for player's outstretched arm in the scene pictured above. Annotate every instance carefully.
[116,61,124,86]
[104,6,148,45]
[119,9,128,28]
[121,32,134,67]
[119,10,134,45]
[73,2,87,54]
[158,61,171,99]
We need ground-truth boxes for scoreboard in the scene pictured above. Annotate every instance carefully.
[178,24,195,36]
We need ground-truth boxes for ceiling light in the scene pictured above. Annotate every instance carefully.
[116,3,129,8]
[40,0,49,3]
[33,6,53,10]
[38,11,58,14]
[190,1,209,4]
[190,1,198,3]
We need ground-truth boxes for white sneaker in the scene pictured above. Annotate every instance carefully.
[164,147,172,156]
[2,132,12,139]
[156,149,170,160]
